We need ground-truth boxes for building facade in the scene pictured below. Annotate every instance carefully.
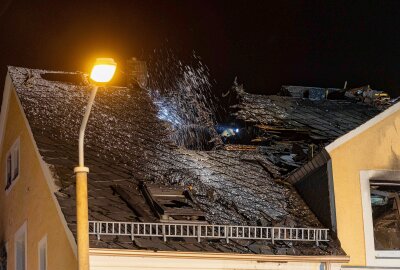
[6,66,400,269]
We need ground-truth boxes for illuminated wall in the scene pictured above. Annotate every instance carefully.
[328,103,400,267]
[0,77,77,270]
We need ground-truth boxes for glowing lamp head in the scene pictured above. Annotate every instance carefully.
[90,58,117,83]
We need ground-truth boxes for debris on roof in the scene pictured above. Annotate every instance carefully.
[344,85,391,109]
[279,85,342,100]
[229,81,387,177]
[8,66,344,255]
[225,81,398,232]
[280,84,392,109]
[223,144,257,151]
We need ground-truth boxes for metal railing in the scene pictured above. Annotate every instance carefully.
[89,221,329,245]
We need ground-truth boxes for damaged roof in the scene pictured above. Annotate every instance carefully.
[228,84,395,231]
[228,83,391,175]
[232,87,384,142]
[8,66,344,255]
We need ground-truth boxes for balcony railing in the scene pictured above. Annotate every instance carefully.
[89,221,329,245]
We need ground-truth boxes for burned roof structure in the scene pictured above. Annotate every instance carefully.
[229,83,390,172]
[233,84,386,142]
[229,82,393,232]
[8,66,347,256]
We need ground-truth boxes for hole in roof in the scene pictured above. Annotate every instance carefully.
[327,91,346,100]
[40,72,86,85]
[217,122,254,145]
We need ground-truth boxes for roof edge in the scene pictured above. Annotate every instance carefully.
[89,248,350,263]
[325,101,400,153]
[7,65,82,75]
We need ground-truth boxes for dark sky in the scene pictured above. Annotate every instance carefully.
[1,0,400,98]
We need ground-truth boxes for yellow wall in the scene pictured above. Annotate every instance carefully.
[0,88,77,269]
[329,107,400,266]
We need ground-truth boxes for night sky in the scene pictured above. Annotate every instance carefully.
[1,0,400,99]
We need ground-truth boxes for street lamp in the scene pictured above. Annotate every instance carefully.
[74,58,117,270]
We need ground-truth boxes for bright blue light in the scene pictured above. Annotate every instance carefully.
[235,128,239,133]
[157,105,181,126]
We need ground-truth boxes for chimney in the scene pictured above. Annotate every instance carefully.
[126,57,148,88]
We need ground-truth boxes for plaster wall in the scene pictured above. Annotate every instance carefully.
[0,87,77,270]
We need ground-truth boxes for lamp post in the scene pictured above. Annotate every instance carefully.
[74,58,117,270]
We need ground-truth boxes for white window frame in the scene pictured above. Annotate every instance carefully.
[360,170,400,267]
[14,222,27,270]
[5,138,20,193]
[38,235,47,270]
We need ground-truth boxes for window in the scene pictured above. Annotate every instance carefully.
[5,139,20,190]
[139,182,206,222]
[360,170,400,267]
[38,236,47,270]
[370,180,400,250]
[0,241,7,270]
[14,223,26,270]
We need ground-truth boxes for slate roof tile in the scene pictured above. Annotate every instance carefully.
[9,66,344,255]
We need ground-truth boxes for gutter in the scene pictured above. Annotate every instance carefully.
[89,248,350,263]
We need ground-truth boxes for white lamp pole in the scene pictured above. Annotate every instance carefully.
[74,58,117,270]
